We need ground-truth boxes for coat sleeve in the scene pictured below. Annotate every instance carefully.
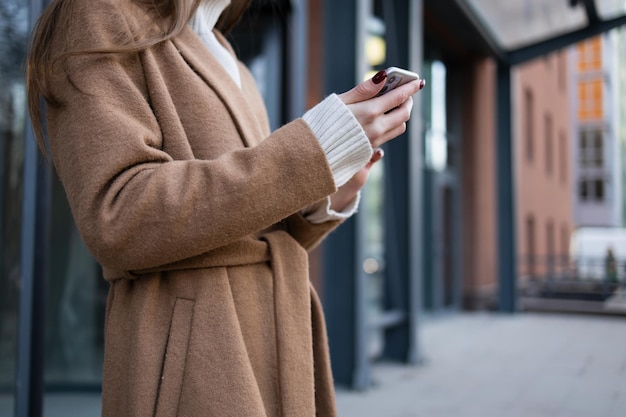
[283,212,343,252]
[46,1,337,272]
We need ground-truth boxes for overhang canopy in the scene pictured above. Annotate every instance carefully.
[453,0,626,64]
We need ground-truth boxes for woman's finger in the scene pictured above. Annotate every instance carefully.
[343,76,425,148]
[339,70,388,105]
[361,97,413,147]
[375,123,407,147]
[366,148,385,168]
[347,79,421,123]
[375,79,422,113]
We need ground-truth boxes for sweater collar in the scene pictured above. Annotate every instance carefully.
[190,0,231,35]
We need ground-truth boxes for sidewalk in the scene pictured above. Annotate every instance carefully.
[335,313,626,417]
[39,312,626,417]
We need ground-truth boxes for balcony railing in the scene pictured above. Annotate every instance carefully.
[518,254,626,314]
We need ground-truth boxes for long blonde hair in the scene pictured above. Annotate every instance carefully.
[26,0,251,154]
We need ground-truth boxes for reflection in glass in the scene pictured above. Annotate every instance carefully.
[362,160,385,359]
[0,0,28,415]
[45,176,106,389]
[230,11,284,130]
[426,61,447,172]
[362,2,388,361]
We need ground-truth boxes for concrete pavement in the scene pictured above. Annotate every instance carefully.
[335,313,626,417]
[35,312,626,417]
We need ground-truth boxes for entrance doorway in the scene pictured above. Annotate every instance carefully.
[422,59,463,312]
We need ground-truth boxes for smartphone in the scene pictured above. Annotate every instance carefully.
[376,67,420,97]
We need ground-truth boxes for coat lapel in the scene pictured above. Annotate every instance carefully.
[172,26,264,148]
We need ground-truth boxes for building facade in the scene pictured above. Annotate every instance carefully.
[619,28,626,227]
[513,51,574,280]
[571,33,624,228]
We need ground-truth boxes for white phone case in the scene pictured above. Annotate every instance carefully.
[376,67,420,96]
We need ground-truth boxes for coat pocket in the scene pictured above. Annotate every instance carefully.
[154,298,194,417]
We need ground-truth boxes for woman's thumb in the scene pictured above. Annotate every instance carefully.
[339,70,387,105]
[365,148,384,169]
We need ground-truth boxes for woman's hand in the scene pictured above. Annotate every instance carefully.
[329,148,384,212]
[338,70,425,148]
[329,70,425,212]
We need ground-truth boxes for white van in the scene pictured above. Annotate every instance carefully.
[570,227,626,281]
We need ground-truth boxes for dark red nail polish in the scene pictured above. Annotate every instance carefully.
[376,149,385,158]
[419,79,426,89]
[372,70,387,84]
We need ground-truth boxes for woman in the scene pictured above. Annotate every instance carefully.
[27,0,424,415]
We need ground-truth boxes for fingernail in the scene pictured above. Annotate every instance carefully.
[371,149,385,163]
[372,70,387,84]
[419,79,426,89]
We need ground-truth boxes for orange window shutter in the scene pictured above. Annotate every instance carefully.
[590,38,602,70]
[592,80,603,119]
[577,43,587,72]
[578,82,587,120]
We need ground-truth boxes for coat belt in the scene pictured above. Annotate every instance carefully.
[262,231,317,416]
[102,234,275,281]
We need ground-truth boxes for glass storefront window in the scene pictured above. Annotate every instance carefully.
[43,177,105,416]
[230,6,288,130]
[362,2,388,360]
[0,0,28,415]
[361,160,385,359]
[425,61,448,173]
[44,176,106,390]
[1,2,107,415]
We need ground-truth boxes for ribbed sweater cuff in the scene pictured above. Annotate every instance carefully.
[303,192,361,224]
[302,94,373,188]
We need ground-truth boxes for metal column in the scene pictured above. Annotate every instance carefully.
[322,0,370,390]
[381,0,423,364]
[16,138,50,417]
[16,2,52,415]
[496,62,517,313]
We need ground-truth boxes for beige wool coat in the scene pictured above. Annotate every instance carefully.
[46,1,344,416]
